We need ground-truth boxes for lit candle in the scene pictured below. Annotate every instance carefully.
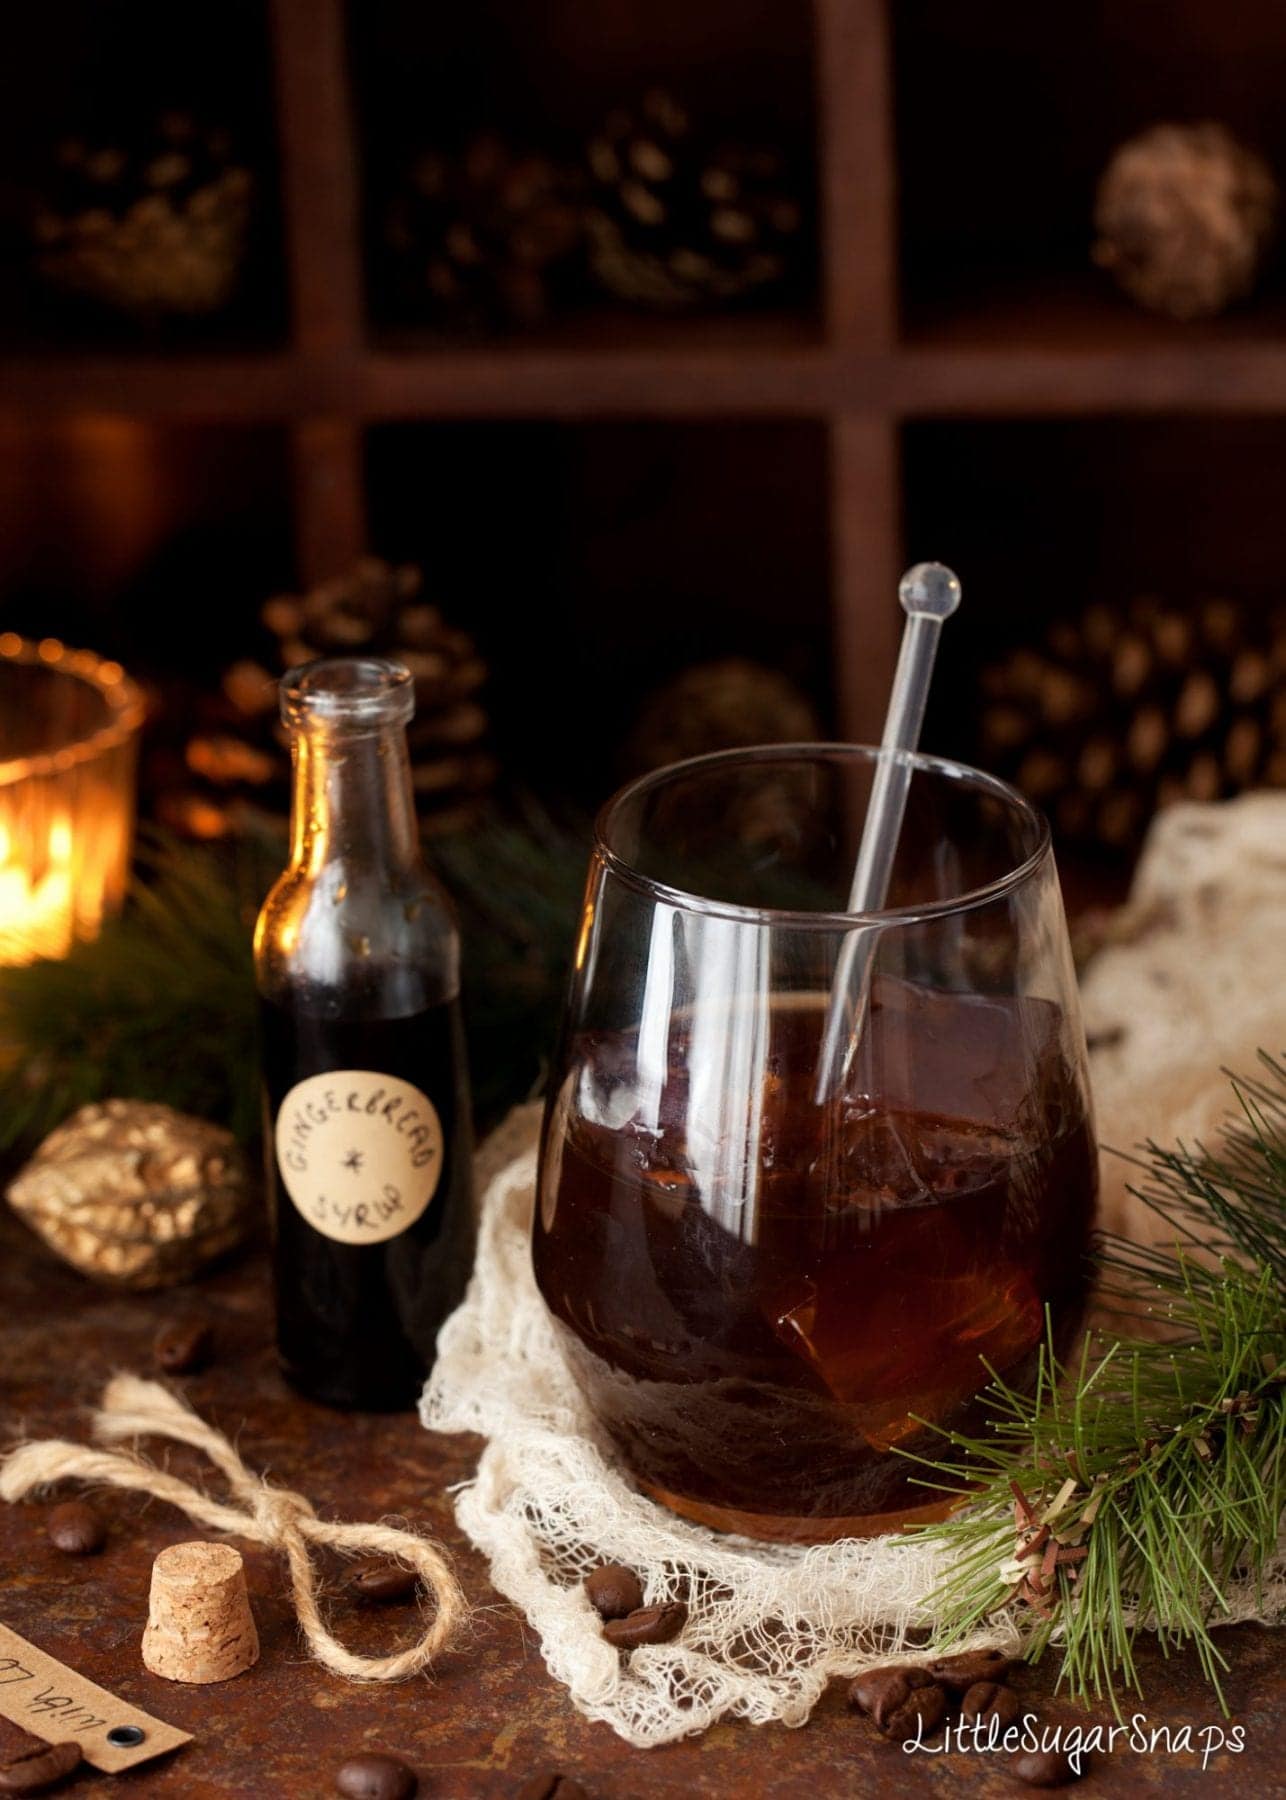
[0,814,74,964]
[0,637,144,967]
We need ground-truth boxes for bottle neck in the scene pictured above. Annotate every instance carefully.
[289,720,421,879]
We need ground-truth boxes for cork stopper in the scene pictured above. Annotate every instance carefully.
[141,1540,259,1684]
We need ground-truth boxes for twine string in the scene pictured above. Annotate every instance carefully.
[0,1374,467,1682]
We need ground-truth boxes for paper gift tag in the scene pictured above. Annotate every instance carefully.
[0,1622,191,1773]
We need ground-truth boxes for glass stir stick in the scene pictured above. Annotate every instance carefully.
[813,562,962,1104]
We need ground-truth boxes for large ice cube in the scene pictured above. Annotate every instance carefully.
[767,1252,1042,1448]
[851,978,1065,1130]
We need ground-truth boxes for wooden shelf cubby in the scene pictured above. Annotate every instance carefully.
[0,418,293,673]
[2,0,1284,752]
[0,0,288,353]
[908,415,1286,745]
[368,418,832,797]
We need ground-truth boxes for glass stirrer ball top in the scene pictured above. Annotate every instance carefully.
[532,565,1098,1542]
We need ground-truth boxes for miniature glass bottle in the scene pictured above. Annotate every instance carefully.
[255,658,475,1410]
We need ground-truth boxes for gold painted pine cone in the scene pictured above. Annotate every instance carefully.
[6,1099,252,1288]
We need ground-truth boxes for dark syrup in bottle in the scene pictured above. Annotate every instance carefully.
[255,656,476,1411]
[261,995,474,1410]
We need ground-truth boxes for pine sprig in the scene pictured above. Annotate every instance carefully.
[425,794,587,1128]
[0,832,263,1148]
[1106,1052,1286,1290]
[0,802,586,1152]
[906,1057,1286,1714]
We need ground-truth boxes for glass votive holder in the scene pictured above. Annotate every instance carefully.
[0,634,145,965]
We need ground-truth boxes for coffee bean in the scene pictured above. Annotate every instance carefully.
[928,1647,1013,1691]
[0,1740,82,1794]
[1011,1746,1082,1786]
[961,1681,1024,1730]
[848,1664,936,1730]
[882,1682,948,1744]
[584,1562,643,1621]
[513,1773,590,1800]
[348,1561,419,1605]
[334,1753,417,1800]
[602,1601,687,1648]
[153,1318,213,1374]
[46,1500,105,1556]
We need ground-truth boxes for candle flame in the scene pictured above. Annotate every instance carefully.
[0,637,145,967]
[0,808,76,965]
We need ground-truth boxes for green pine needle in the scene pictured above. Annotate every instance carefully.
[905,1057,1286,1716]
[0,832,263,1148]
[0,801,586,1151]
[424,795,587,1126]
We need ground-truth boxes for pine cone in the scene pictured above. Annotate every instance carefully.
[31,112,253,321]
[168,559,496,838]
[977,595,1286,851]
[624,658,820,774]
[585,90,804,310]
[1092,123,1277,321]
[384,133,584,331]
[622,658,822,855]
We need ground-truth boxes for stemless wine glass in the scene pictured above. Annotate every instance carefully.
[532,745,1098,1543]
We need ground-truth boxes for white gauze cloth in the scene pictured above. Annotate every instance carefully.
[423,1107,1283,1745]
[423,796,1286,1747]
[421,1106,1020,1747]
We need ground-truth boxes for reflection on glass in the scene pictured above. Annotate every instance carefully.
[533,746,1098,1543]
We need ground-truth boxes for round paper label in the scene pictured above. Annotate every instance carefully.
[274,1069,443,1246]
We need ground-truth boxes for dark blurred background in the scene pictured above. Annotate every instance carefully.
[3,0,1285,1119]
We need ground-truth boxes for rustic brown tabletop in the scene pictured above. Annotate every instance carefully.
[1,1205,1280,1798]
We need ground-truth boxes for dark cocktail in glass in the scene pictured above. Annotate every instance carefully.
[533,747,1097,1542]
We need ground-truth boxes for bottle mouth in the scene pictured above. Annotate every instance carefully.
[280,658,415,730]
